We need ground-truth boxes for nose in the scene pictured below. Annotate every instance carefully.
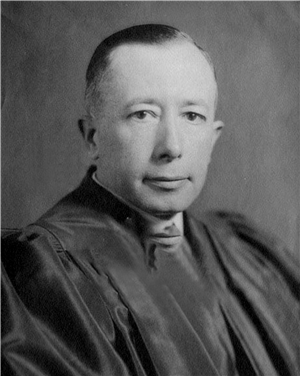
[152,114,182,163]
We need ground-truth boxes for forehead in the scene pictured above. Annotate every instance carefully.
[112,41,215,81]
[103,41,217,108]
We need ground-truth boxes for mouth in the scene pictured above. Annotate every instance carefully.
[144,176,189,190]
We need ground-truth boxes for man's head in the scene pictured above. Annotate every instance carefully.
[81,24,223,218]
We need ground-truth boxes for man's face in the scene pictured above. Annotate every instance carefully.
[88,41,223,217]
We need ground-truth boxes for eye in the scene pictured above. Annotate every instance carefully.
[132,111,148,120]
[184,111,206,124]
[184,112,207,123]
[129,110,157,122]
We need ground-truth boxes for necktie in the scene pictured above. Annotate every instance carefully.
[142,222,183,270]
[129,212,183,269]
[141,219,183,266]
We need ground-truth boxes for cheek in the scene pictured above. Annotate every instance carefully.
[98,129,152,176]
[96,123,127,158]
[116,127,154,162]
[187,133,214,164]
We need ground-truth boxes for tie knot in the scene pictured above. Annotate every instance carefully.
[145,221,183,250]
[131,212,184,254]
[164,223,182,237]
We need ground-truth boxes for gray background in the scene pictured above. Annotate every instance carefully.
[2,1,299,256]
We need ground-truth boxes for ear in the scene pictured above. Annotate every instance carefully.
[78,118,99,160]
[211,120,224,148]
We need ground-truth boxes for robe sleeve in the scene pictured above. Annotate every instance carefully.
[203,211,300,375]
[1,229,132,376]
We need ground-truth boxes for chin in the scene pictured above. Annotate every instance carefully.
[139,194,196,218]
[127,181,202,217]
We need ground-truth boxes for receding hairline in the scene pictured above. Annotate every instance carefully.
[84,24,218,118]
[109,39,215,72]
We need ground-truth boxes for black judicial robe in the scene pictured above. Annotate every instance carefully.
[2,169,300,376]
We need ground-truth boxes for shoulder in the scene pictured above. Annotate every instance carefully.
[195,211,300,373]
[1,224,68,292]
[203,211,298,279]
[192,210,300,316]
[193,209,299,310]
[1,181,142,288]
[203,210,298,271]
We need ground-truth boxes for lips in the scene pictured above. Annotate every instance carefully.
[144,176,189,190]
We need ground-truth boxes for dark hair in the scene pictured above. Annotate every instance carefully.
[85,24,216,118]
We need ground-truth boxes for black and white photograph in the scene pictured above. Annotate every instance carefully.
[2,2,299,375]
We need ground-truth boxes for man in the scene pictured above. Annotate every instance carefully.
[2,24,299,376]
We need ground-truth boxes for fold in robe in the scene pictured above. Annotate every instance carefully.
[2,168,299,375]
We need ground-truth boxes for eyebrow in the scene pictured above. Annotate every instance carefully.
[181,100,209,110]
[124,98,210,110]
[125,98,158,108]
